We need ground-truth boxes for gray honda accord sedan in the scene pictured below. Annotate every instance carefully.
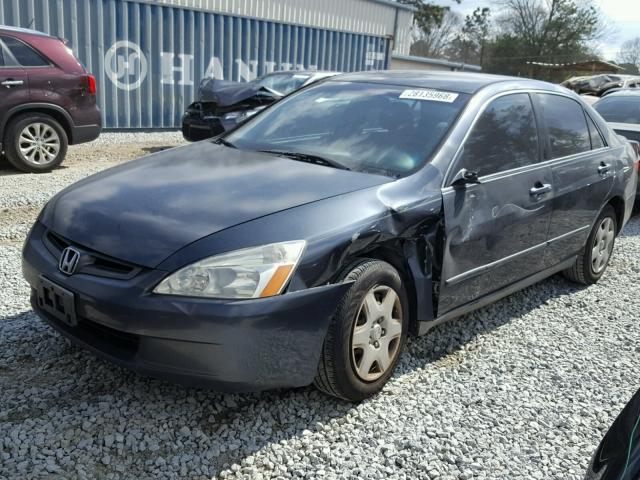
[23,71,638,401]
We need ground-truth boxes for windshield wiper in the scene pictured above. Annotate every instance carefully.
[215,138,237,148]
[259,150,350,171]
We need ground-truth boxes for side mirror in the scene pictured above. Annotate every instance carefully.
[451,168,481,187]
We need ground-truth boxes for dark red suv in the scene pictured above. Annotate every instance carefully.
[0,26,101,173]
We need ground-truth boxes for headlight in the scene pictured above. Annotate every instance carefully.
[225,107,265,123]
[223,112,241,121]
[153,241,306,299]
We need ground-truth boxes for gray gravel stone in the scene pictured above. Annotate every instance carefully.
[1,132,640,479]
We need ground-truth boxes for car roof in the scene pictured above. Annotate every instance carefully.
[0,25,53,38]
[266,70,337,76]
[328,70,558,95]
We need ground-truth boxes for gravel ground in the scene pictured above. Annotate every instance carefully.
[1,133,640,479]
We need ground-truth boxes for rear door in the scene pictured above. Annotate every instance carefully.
[533,93,615,266]
[0,35,60,104]
[0,38,28,133]
[438,92,553,315]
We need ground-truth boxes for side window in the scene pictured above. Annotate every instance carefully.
[586,114,605,149]
[458,93,539,177]
[537,94,590,158]
[0,36,49,67]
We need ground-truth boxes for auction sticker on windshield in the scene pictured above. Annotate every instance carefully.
[399,89,459,103]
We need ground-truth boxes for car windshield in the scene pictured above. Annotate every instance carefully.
[595,97,640,124]
[226,81,469,178]
[254,72,312,95]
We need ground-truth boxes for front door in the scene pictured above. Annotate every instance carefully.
[438,92,553,316]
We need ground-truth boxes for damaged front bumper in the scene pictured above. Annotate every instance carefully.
[181,102,236,142]
[22,223,349,392]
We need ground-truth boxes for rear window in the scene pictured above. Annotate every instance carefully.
[586,115,605,149]
[594,97,640,124]
[536,94,590,158]
[1,35,49,67]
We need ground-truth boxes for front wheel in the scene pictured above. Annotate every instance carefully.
[563,205,617,285]
[314,260,409,401]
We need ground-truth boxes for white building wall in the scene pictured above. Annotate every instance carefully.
[137,0,414,42]
[391,57,451,71]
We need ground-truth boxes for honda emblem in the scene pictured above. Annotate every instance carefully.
[58,247,81,275]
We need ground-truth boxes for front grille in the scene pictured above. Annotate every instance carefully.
[44,230,141,280]
[78,316,140,356]
[38,298,141,358]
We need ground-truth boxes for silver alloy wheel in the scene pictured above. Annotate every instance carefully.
[18,123,61,166]
[591,216,615,274]
[351,285,403,382]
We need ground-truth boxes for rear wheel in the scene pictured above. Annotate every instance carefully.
[563,205,617,285]
[314,259,409,401]
[4,114,68,173]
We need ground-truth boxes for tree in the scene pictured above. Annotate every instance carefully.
[618,38,640,71]
[410,10,462,58]
[447,7,491,66]
[485,0,606,80]
[618,63,640,75]
[397,0,461,35]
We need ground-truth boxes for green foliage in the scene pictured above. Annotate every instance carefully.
[402,0,604,81]
[482,0,603,80]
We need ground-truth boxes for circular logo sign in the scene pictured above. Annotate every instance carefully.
[104,41,148,91]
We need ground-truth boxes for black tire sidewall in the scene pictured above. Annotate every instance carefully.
[331,261,409,401]
[582,205,617,283]
[5,114,68,173]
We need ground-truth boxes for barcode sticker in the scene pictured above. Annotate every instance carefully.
[399,89,459,103]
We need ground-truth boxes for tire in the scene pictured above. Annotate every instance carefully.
[563,205,617,285]
[4,113,68,173]
[314,259,409,401]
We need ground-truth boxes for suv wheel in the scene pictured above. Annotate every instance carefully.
[563,205,617,285]
[314,259,409,401]
[4,114,68,173]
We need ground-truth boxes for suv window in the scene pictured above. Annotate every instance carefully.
[1,36,49,67]
[458,93,539,177]
[537,94,590,158]
[586,115,605,149]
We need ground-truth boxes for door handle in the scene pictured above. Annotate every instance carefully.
[598,163,611,175]
[529,183,552,197]
[1,79,24,87]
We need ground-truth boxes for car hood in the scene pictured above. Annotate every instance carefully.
[198,78,281,106]
[40,142,390,268]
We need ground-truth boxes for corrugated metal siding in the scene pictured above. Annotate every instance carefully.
[1,0,391,129]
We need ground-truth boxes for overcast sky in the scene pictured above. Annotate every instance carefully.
[436,0,640,61]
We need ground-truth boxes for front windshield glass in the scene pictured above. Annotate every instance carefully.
[226,81,469,178]
[255,72,311,95]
